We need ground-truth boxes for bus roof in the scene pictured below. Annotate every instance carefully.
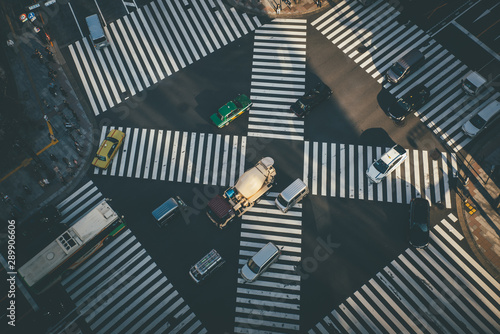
[18,200,119,288]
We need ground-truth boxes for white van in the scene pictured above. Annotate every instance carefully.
[85,14,109,49]
[240,242,281,283]
[461,71,487,96]
[189,249,225,284]
[462,100,500,137]
[275,178,308,213]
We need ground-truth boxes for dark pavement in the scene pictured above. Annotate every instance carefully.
[0,3,498,328]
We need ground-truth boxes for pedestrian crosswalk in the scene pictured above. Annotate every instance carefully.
[307,213,500,334]
[304,141,457,208]
[61,229,206,334]
[55,179,106,226]
[234,193,302,333]
[311,0,499,153]
[248,19,307,141]
[53,183,206,333]
[94,126,247,187]
[68,0,262,115]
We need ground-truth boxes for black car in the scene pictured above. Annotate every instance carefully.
[290,82,332,118]
[388,84,430,121]
[409,198,430,248]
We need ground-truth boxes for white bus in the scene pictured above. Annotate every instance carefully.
[18,200,125,294]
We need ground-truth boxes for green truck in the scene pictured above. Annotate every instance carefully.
[210,94,252,128]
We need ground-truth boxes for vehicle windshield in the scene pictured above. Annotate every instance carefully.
[96,155,107,162]
[95,36,107,44]
[412,221,429,233]
[107,144,117,158]
[418,222,429,232]
[247,259,260,274]
[391,63,405,76]
[470,115,486,129]
[105,137,118,144]
[297,100,306,110]
[217,112,224,121]
[190,268,202,280]
[397,99,410,111]
[463,79,476,91]
[373,159,389,174]
[277,195,288,208]
[234,100,243,109]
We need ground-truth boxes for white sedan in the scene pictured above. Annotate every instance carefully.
[462,100,500,138]
[366,144,408,183]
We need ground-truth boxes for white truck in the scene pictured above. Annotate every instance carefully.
[206,157,276,228]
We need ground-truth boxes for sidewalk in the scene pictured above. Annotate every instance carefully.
[457,132,500,281]
[226,0,330,17]
[0,6,93,228]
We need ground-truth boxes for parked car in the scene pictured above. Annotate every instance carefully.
[210,94,252,128]
[290,82,332,118]
[91,129,125,169]
[386,49,425,84]
[462,100,500,137]
[409,198,430,248]
[366,144,407,183]
[387,84,430,122]
[240,242,281,282]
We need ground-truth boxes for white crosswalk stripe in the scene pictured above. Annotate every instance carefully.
[60,229,206,333]
[248,19,307,141]
[53,181,207,333]
[55,180,105,226]
[304,141,455,208]
[311,0,499,153]
[234,194,302,333]
[66,0,262,115]
[308,214,500,334]
[93,126,247,186]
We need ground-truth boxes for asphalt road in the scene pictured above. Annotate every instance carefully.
[14,0,498,332]
[77,10,460,332]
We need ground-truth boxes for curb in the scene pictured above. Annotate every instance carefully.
[457,192,500,281]
[224,0,332,19]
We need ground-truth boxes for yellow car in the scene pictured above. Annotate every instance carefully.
[91,129,125,169]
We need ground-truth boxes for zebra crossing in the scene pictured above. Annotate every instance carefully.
[94,126,247,187]
[248,19,307,141]
[304,141,457,208]
[55,179,106,226]
[53,182,206,333]
[311,0,499,153]
[61,229,206,334]
[308,213,500,334]
[234,193,302,333]
[67,0,262,115]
